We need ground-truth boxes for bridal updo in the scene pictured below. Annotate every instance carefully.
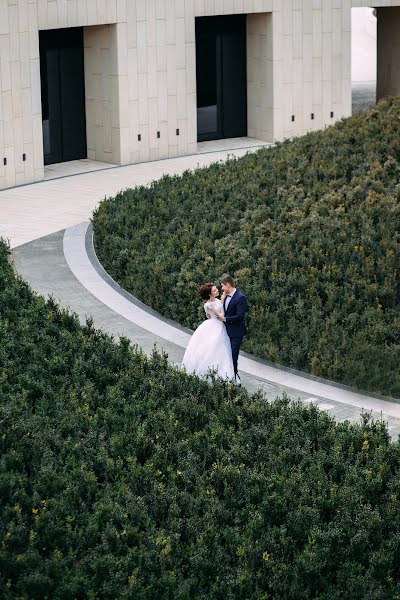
[198,282,214,300]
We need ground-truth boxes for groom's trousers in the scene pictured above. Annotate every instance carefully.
[230,337,243,376]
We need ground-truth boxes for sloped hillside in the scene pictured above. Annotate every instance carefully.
[2,239,400,599]
[93,97,400,397]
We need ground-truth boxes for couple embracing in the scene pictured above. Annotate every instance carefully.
[182,275,249,383]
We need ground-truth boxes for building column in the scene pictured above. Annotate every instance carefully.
[377,7,400,101]
[247,13,274,142]
[84,23,127,165]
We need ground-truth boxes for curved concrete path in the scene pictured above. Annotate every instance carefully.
[3,140,400,439]
[68,221,400,415]
[12,221,400,440]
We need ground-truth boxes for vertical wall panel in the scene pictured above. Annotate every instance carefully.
[1,0,400,189]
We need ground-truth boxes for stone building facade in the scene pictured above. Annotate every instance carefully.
[0,0,399,190]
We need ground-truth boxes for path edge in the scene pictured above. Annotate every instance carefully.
[87,221,400,407]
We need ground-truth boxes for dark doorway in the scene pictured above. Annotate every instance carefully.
[39,28,87,165]
[195,15,247,142]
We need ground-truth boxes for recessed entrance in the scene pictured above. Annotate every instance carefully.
[195,15,247,142]
[39,27,87,165]
[351,7,400,115]
[351,8,377,114]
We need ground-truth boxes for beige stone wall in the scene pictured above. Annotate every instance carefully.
[0,0,42,189]
[352,0,400,6]
[273,1,352,140]
[1,0,400,190]
[247,13,274,142]
[84,25,118,164]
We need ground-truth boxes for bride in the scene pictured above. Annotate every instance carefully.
[182,282,235,380]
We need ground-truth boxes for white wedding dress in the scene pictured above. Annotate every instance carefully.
[182,299,235,380]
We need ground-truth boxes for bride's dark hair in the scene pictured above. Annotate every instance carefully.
[198,282,214,300]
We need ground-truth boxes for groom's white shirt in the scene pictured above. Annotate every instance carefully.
[224,288,237,311]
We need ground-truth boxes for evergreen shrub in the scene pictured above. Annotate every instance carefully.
[2,240,400,598]
[93,98,400,398]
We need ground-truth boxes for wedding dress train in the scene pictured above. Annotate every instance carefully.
[182,298,235,380]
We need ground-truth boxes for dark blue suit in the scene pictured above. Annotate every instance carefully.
[223,289,249,376]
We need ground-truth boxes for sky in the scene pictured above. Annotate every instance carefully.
[352,7,377,83]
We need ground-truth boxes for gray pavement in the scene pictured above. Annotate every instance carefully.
[12,229,301,399]
[7,97,400,439]
[0,139,271,249]
[13,230,185,365]
[12,228,400,441]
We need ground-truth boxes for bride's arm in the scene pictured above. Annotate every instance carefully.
[208,302,224,317]
[204,303,211,319]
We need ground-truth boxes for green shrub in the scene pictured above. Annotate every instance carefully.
[93,97,400,398]
[2,239,400,598]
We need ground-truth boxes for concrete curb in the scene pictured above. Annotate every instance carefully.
[62,220,400,419]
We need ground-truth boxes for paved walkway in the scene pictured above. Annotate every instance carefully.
[0,140,269,249]
[3,139,400,439]
[12,221,400,440]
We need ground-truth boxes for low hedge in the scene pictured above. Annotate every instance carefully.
[3,240,400,598]
[93,97,400,398]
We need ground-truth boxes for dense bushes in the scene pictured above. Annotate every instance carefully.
[93,97,400,398]
[3,240,400,598]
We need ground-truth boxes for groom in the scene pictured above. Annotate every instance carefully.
[218,275,249,382]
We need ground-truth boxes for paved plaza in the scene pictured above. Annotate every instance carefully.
[3,134,400,439]
[0,138,269,248]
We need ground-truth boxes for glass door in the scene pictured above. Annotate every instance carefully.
[195,24,221,141]
[195,15,247,142]
[39,28,87,165]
